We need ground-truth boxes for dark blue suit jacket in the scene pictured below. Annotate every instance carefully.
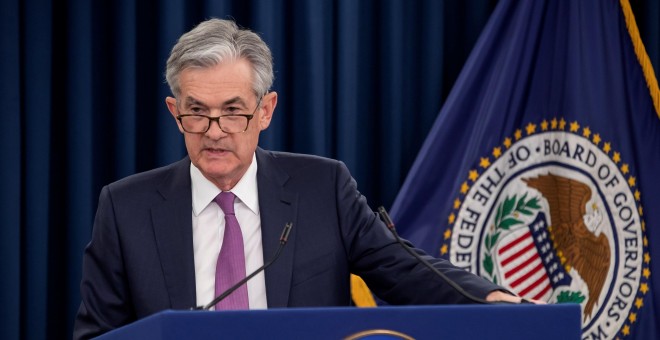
[74,148,503,339]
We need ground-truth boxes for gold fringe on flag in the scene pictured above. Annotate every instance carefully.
[350,274,377,307]
[620,0,660,119]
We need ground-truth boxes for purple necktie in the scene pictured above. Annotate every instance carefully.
[214,192,249,310]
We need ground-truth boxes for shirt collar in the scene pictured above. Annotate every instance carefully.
[190,153,259,216]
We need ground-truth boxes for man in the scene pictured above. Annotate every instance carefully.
[73,18,524,339]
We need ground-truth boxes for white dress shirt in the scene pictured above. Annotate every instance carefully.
[190,153,267,309]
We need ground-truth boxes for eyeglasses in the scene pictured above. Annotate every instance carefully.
[176,97,262,134]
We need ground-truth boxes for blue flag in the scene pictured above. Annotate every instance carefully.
[390,0,660,338]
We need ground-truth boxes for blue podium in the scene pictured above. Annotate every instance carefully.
[98,304,580,339]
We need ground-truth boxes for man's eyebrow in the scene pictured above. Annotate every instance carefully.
[182,97,206,107]
[181,96,248,107]
[223,97,248,107]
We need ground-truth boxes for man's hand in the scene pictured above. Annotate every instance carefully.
[485,290,546,304]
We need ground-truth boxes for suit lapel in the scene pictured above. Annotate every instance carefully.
[151,158,197,309]
[149,151,297,309]
[256,148,298,308]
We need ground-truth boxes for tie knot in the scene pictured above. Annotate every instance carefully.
[215,192,236,215]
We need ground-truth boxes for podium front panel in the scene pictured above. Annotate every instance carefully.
[98,304,581,339]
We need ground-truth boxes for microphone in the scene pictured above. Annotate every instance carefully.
[377,206,496,304]
[194,222,293,310]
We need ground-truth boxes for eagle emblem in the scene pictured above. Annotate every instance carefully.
[522,173,611,319]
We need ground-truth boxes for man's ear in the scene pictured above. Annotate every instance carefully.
[258,91,277,131]
[166,97,184,133]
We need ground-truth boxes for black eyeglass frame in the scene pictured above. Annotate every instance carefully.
[175,97,263,134]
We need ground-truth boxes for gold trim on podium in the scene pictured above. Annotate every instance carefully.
[344,329,415,340]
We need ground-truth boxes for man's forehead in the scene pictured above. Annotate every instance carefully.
[178,61,253,85]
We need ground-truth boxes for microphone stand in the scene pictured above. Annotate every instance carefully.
[193,222,293,310]
[377,206,497,305]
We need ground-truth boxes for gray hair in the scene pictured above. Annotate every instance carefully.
[165,18,274,98]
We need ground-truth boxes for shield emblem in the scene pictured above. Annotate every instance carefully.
[494,212,572,301]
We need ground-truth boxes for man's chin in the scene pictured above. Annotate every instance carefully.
[199,163,233,176]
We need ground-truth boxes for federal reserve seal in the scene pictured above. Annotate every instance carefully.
[445,118,650,339]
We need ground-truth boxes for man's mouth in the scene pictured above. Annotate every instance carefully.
[204,147,230,155]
